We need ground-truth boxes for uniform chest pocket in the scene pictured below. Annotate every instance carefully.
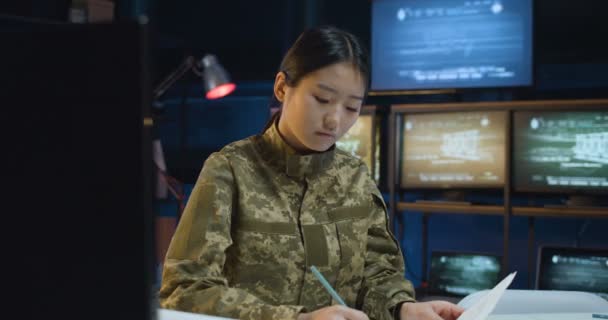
[327,205,370,305]
[230,220,303,305]
[232,220,302,265]
[327,206,370,269]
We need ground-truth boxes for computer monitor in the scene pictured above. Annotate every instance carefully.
[371,0,533,91]
[536,246,608,296]
[336,112,380,183]
[428,251,502,297]
[3,18,156,320]
[400,111,507,188]
[513,110,608,194]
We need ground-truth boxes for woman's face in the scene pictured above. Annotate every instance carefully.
[275,61,366,153]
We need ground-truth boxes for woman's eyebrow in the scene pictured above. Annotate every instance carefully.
[317,83,364,101]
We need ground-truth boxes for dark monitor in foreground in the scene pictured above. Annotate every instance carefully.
[400,111,507,188]
[536,246,608,295]
[513,111,608,193]
[429,251,502,296]
[3,19,155,320]
[337,114,380,182]
[371,0,533,91]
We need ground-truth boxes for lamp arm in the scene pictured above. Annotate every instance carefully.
[153,56,197,100]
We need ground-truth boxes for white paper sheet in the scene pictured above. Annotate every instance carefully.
[458,272,517,320]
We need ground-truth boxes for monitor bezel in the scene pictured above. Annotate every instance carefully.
[395,107,509,190]
[534,245,608,291]
[512,108,608,195]
[369,0,535,95]
[360,105,382,186]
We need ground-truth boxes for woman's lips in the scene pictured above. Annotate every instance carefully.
[315,132,335,139]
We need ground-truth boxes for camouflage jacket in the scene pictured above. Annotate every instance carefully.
[159,123,416,320]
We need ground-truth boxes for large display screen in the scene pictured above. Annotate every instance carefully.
[371,0,533,91]
[336,114,380,182]
[537,247,608,295]
[401,111,506,188]
[513,111,608,192]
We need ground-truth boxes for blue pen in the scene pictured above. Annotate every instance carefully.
[592,314,608,319]
[310,265,346,306]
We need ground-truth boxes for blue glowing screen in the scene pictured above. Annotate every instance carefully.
[371,0,533,90]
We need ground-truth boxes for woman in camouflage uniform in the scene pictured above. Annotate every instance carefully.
[160,26,464,320]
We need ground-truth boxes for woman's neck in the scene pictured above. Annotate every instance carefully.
[276,117,318,155]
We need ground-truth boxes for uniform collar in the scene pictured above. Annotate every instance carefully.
[258,120,335,179]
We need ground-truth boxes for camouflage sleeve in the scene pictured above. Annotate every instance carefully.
[159,152,305,320]
[357,182,416,320]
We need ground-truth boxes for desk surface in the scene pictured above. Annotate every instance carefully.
[488,313,606,320]
[157,309,235,320]
[158,309,606,320]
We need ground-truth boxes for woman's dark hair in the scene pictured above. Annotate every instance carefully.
[263,25,370,131]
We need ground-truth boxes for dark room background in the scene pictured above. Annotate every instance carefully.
[148,0,608,291]
[4,0,607,292]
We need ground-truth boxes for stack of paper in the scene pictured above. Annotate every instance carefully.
[458,272,517,320]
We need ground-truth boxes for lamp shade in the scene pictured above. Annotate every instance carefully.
[201,54,236,99]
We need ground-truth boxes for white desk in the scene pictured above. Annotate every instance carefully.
[158,309,607,320]
[488,313,607,320]
[157,308,235,320]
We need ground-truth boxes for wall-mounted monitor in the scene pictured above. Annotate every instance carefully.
[371,0,533,91]
[337,112,381,183]
[513,111,608,193]
[400,111,507,188]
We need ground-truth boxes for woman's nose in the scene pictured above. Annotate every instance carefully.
[324,111,338,131]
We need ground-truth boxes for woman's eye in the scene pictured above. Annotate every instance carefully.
[314,96,329,104]
[346,107,359,113]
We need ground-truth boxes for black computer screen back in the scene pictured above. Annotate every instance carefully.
[2,17,155,320]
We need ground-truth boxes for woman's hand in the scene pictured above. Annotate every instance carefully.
[400,301,465,320]
[297,305,369,320]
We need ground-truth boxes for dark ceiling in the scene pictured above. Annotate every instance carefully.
[3,0,607,85]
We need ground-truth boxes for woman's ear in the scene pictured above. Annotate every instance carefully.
[273,71,287,103]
